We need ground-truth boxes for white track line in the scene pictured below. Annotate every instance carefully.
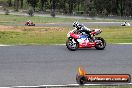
[0,45,12,46]
[8,83,132,88]
[12,86,39,88]
[0,43,132,47]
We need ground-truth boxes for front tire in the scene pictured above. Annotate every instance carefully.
[66,39,78,51]
[27,24,30,26]
[95,37,106,50]
[76,75,87,85]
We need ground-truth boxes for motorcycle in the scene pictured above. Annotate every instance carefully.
[25,21,35,26]
[121,22,131,26]
[66,28,106,51]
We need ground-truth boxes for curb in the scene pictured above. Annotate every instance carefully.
[2,83,132,88]
[0,45,13,46]
[0,43,132,47]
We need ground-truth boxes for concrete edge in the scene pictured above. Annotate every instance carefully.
[2,83,132,88]
[0,43,132,46]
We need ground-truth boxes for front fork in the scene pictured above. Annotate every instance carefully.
[68,37,77,43]
[94,37,103,45]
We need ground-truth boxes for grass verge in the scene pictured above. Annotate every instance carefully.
[0,26,131,45]
[93,26,132,43]
[0,14,131,25]
[0,14,86,25]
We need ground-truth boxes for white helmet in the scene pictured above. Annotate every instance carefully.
[28,20,31,22]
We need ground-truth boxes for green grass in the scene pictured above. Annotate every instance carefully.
[0,27,68,45]
[0,14,87,25]
[96,26,132,43]
[0,26,131,45]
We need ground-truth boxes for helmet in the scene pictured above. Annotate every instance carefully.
[28,20,31,22]
[77,24,83,29]
[73,21,79,27]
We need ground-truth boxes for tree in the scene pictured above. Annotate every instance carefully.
[67,0,77,14]
[20,0,24,8]
[56,0,68,14]
[27,0,39,11]
[7,0,12,7]
[40,0,47,11]
[50,0,56,17]
[14,0,19,11]
[2,0,132,17]
[83,0,96,15]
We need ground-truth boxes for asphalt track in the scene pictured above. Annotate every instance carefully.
[0,10,131,27]
[17,22,132,27]
[0,44,132,87]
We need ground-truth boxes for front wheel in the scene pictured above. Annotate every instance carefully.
[76,76,87,85]
[95,37,106,50]
[66,38,78,51]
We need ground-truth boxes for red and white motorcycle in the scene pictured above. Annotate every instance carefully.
[25,21,35,26]
[66,28,106,51]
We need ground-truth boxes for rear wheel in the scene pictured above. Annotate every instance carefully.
[95,37,106,50]
[66,39,78,51]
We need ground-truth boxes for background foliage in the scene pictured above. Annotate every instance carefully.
[0,0,131,17]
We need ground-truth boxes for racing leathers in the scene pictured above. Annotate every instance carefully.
[75,24,92,41]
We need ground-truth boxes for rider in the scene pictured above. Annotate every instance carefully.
[27,20,32,24]
[72,21,92,40]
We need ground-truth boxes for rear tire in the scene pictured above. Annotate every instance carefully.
[95,37,106,50]
[66,39,78,51]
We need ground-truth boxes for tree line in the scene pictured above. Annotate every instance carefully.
[3,0,132,17]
